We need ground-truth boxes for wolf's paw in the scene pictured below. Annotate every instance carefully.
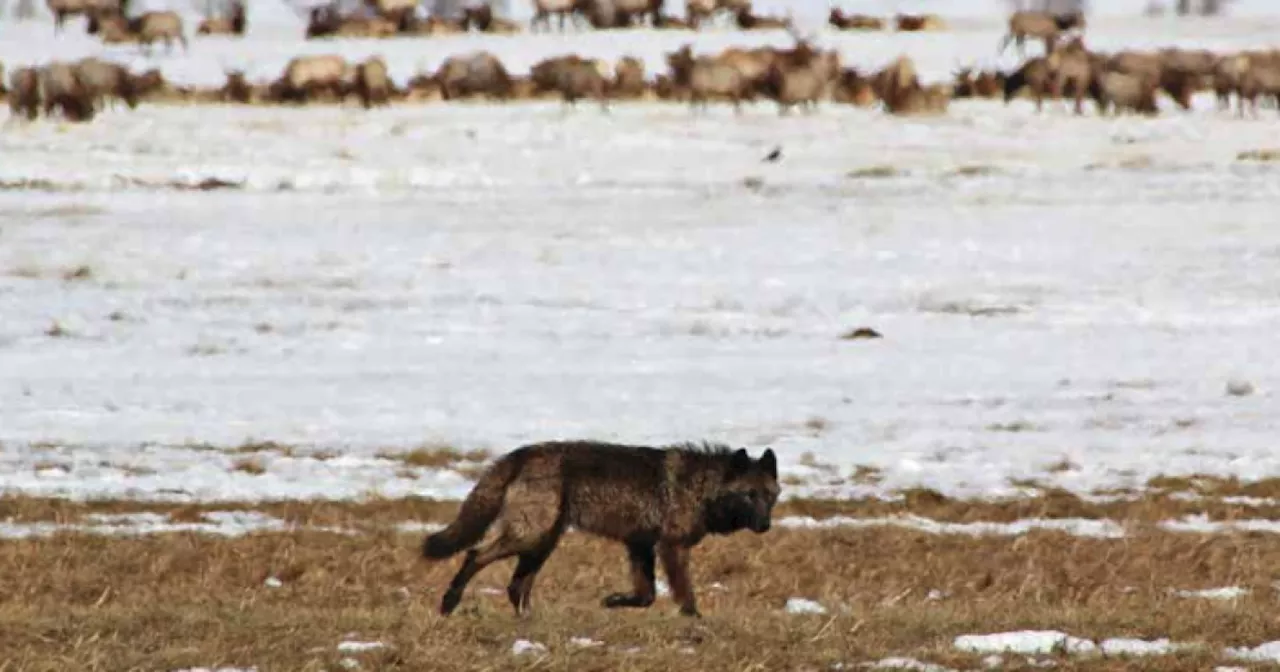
[440,589,463,616]
[603,592,654,608]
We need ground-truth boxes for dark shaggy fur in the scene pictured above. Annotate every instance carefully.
[422,439,780,617]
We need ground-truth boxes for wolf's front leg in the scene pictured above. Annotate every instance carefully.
[658,541,700,617]
[603,541,656,608]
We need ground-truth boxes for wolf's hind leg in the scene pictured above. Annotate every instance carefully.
[440,532,528,616]
[507,531,562,616]
[603,541,656,608]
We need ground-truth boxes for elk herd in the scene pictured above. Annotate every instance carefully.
[3,7,1279,123]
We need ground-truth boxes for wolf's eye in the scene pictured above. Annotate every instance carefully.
[747,489,760,500]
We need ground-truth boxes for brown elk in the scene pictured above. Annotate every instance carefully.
[90,9,188,53]
[1090,70,1160,116]
[8,67,42,120]
[828,9,883,30]
[276,54,350,104]
[435,52,514,101]
[1003,55,1056,112]
[874,56,948,115]
[999,10,1084,56]
[463,5,521,33]
[532,56,610,109]
[762,39,840,115]
[832,68,877,106]
[47,0,120,33]
[611,56,648,99]
[39,62,97,122]
[1236,59,1280,117]
[895,13,944,32]
[353,56,393,109]
[73,57,139,111]
[666,44,751,114]
[531,0,577,31]
[306,6,398,38]
[734,6,789,30]
[197,1,246,36]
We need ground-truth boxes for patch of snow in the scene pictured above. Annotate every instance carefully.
[655,579,670,597]
[1098,638,1191,656]
[569,637,603,648]
[785,597,828,615]
[263,576,283,589]
[861,657,954,671]
[337,641,385,654]
[1173,587,1249,600]
[1160,516,1280,535]
[511,640,547,656]
[954,631,1098,656]
[778,516,1126,539]
[0,510,293,538]
[1225,641,1280,663]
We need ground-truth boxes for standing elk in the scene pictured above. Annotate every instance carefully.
[8,67,42,120]
[531,0,577,31]
[666,44,752,114]
[999,10,1084,56]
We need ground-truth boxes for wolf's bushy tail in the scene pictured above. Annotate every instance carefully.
[422,452,522,559]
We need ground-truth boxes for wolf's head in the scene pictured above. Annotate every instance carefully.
[706,448,780,535]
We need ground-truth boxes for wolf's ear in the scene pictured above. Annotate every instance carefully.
[729,448,752,477]
[760,449,777,479]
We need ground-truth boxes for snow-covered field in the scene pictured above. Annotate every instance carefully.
[2,3,1280,504]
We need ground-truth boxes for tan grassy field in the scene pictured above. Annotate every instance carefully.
[3,493,1279,671]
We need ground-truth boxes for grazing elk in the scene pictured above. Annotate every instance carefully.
[435,52,514,101]
[275,54,350,104]
[197,1,246,36]
[531,55,610,109]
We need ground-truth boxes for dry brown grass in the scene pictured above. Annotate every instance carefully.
[377,444,491,469]
[0,522,1274,670]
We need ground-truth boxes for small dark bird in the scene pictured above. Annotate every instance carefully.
[763,146,782,162]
